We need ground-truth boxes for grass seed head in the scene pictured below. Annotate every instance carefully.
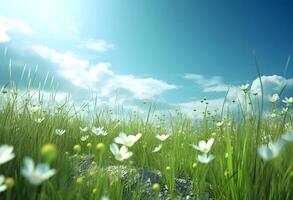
[41,144,57,163]
[152,183,160,191]
[73,144,81,153]
[96,143,106,151]
[4,177,15,188]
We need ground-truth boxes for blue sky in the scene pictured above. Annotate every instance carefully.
[0,0,293,116]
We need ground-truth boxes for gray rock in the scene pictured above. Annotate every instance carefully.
[105,166,195,200]
[68,155,209,199]
[67,154,96,186]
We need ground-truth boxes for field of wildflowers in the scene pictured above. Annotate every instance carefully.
[0,81,293,200]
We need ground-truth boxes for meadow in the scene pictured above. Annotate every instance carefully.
[0,75,293,200]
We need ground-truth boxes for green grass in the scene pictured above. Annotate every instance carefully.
[0,85,292,200]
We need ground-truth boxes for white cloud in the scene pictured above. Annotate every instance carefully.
[179,74,293,119]
[82,39,114,52]
[0,16,32,43]
[28,90,70,104]
[251,75,293,101]
[0,89,72,112]
[184,73,230,92]
[184,73,293,102]
[32,45,89,88]
[178,98,231,119]
[32,45,176,100]
[102,74,176,100]
[33,45,89,69]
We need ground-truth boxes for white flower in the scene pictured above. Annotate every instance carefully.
[216,121,224,127]
[114,132,142,147]
[192,138,214,153]
[35,117,45,124]
[79,127,88,132]
[152,144,162,153]
[155,134,170,142]
[21,157,56,185]
[282,97,293,106]
[0,175,7,193]
[92,127,108,136]
[197,153,215,164]
[29,104,41,113]
[80,135,89,142]
[240,84,249,93]
[282,107,289,114]
[55,129,65,136]
[270,94,280,104]
[0,145,15,165]
[257,139,285,161]
[281,132,293,142]
[110,144,133,161]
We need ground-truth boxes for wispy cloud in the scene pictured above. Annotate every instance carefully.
[184,73,230,93]
[0,16,32,43]
[81,39,114,52]
[32,45,176,101]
